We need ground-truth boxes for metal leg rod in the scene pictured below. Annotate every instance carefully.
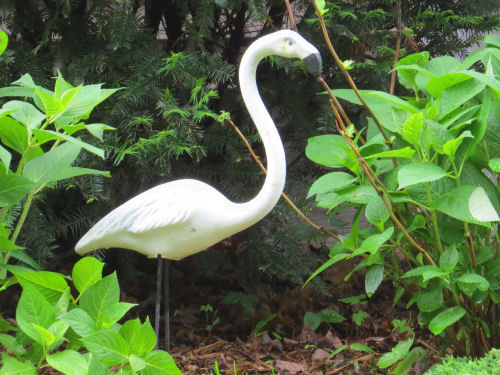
[154,254,163,350]
[164,259,170,351]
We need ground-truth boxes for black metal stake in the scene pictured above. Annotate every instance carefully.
[154,254,163,350]
[164,259,170,351]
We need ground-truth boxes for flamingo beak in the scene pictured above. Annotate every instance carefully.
[304,52,322,77]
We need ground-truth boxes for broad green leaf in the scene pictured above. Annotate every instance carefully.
[398,163,448,189]
[48,320,69,343]
[307,172,356,198]
[427,73,472,98]
[416,286,443,312]
[0,352,36,375]
[377,337,413,368]
[61,308,98,337]
[303,312,321,331]
[80,272,120,325]
[305,135,357,172]
[0,116,28,154]
[436,76,486,119]
[142,350,183,375]
[102,302,137,328]
[428,307,466,334]
[363,147,415,160]
[403,265,444,280]
[81,330,129,366]
[120,318,157,356]
[46,350,88,375]
[54,71,74,99]
[351,227,394,257]
[0,87,34,99]
[85,123,115,141]
[12,74,37,89]
[456,274,489,291]
[15,271,68,303]
[489,158,500,172]
[0,175,34,207]
[365,264,384,297]
[32,324,56,347]
[23,141,81,185]
[365,195,389,227]
[442,131,474,162]
[318,308,346,323]
[439,246,459,273]
[0,333,26,355]
[468,186,499,222]
[402,112,424,147]
[55,84,101,127]
[430,185,492,226]
[395,52,430,90]
[72,256,104,294]
[130,354,147,373]
[16,286,56,344]
[31,129,104,158]
[391,347,426,375]
[2,101,45,134]
[34,89,64,117]
[0,30,8,56]
[461,162,500,213]
[55,167,110,181]
[0,144,11,173]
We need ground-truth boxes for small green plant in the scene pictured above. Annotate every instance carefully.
[303,308,346,331]
[221,291,259,313]
[0,257,182,374]
[254,313,281,339]
[200,304,220,333]
[424,348,500,375]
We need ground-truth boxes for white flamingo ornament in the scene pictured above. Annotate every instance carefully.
[76,29,321,350]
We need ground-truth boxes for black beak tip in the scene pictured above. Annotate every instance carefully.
[304,52,322,77]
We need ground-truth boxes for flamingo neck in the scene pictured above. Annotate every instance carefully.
[236,42,286,226]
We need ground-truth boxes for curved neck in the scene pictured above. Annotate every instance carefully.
[236,42,286,226]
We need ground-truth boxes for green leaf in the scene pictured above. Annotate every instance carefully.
[416,286,443,312]
[120,318,157,356]
[0,175,34,207]
[80,272,120,325]
[318,308,346,323]
[0,352,36,375]
[456,274,489,291]
[81,330,129,366]
[142,350,183,375]
[402,112,424,147]
[365,195,390,227]
[351,227,394,257]
[8,250,40,270]
[16,286,56,344]
[403,265,445,281]
[2,101,45,134]
[15,271,68,304]
[85,123,115,141]
[439,246,459,273]
[46,350,88,375]
[0,30,8,56]
[0,144,12,173]
[350,343,375,353]
[304,312,321,331]
[306,135,357,172]
[377,337,413,368]
[363,147,415,160]
[0,333,26,355]
[303,253,349,286]
[34,89,64,117]
[0,116,28,154]
[54,72,74,99]
[23,141,81,185]
[55,84,103,127]
[391,347,425,375]
[398,163,448,188]
[130,354,147,373]
[395,52,430,90]
[61,308,98,337]
[428,307,466,334]
[489,158,500,172]
[307,172,356,198]
[55,167,110,181]
[32,324,56,347]
[31,129,104,158]
[352,310,370,326]
[72,257,105,294]
[442,131,474,161]
[430,185,492,226]
[468,186,499,222]
[102,302,137,328]
[365,264,384,297]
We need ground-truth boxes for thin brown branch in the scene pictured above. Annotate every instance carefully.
[225,118,340,241]
[311,0,392,147]
[325,354,373,375]
[466,232,477,268]
[284,0,298,32]
[389,0,402,95]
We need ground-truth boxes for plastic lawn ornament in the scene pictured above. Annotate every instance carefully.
[76,30,322,350]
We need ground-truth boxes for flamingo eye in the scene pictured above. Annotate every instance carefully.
[288,39,294,46]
